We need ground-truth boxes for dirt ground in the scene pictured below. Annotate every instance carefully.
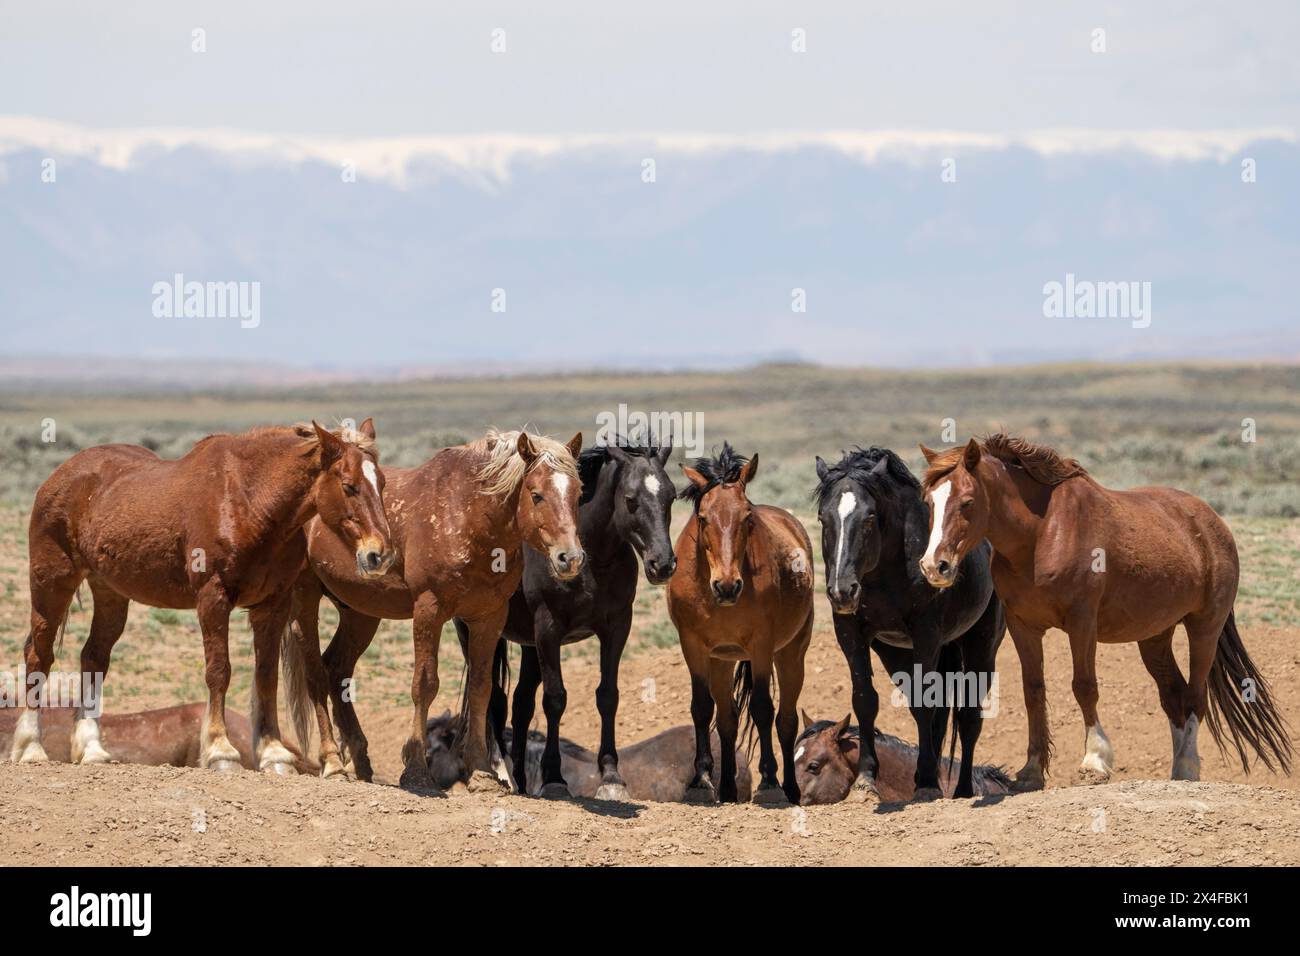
[1,612,1296,866]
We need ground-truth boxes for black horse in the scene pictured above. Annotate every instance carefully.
[456,437,677,800]
[813,446,1005,801]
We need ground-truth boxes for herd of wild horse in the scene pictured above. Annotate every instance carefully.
[9,420,1292,806]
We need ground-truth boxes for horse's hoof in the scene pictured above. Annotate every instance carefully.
[1077,766,1111,786]
[400,764,440,793]
[321,759,352,782]
[848,778,880,804]
[683,782,718,805]
[261,760,295,776]
[78,745,113,765]
[467,770,509,794]
[15,744,49,765]
[539,782,572,800]
[911,786,943,803]
[208,758,242,774]
[594,782,631,803]
[752,786,790,806]
[1011,773,1044,793]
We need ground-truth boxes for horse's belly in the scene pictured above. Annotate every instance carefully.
[872,630,912,649]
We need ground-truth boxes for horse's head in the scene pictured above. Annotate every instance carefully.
[918,438,988,589]
[606,441,677,585]
[310,419,395,578]
[516,431,585,581]
[794,711,858,805]
[681,444,758,606]
[814,451,892,614]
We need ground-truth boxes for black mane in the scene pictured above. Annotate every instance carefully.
[812,446,919,511]
[576,435,664,504]
[678,442,749,511]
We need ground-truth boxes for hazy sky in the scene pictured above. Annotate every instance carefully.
[3,1,1298,136]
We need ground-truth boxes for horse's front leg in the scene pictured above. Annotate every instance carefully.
[534,610,572,799]
[908,638,946,801]
[458,604,512,794]
[1067,620,1113,782]
[1007,615,1050,790]
[681,638,717,803]
[749,654,787,805]
[593,610,632,802]
[708,659,740,803]
[833,613,880,803]
[248,592,298,775]
[399,591,447,792]
[196,579,241,772]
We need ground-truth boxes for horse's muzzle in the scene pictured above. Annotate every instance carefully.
[550,547,586,581]
[356,545,395,578]
[644,554,677,586]
[919,557,956,589]
[827,581,860,615]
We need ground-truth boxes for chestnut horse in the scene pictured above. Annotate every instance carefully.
[14,422,392,774]
[283,429,583,790]
[667,443,814,804]
[919,434,1292,789]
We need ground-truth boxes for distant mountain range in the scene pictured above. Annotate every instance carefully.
[2,116,1298,377]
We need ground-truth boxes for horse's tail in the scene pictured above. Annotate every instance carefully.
[281,619,315,758]
[731,661,759,756]
[940,642,962,783]
[1205,610,1292,774]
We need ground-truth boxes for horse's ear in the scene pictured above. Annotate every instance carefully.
[739,452,759,486]
[607,444,631,466]
[656,426,673,466]
[815,456,829,481]
[565,432,583,460]
[963,438,982,470]
[680,465,708,491]
[358,417,376,441]
[516,432,538,465]
[870,456,890,477]
[833,713,853,739]
[800,708,814,732]
[313,421,345,466]
[919,444,939,464]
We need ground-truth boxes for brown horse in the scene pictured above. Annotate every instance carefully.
[14,422,393,774]
[919,434,1292,789]
[667,443,814,804]
[0,703,316,773]
[283,428,583,790]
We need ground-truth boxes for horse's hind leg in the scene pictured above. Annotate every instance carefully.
[13,537,82,764]
[773,614,812,805]
[70,579,130,764]
[323,607,382,781]
[534,616,572,799]
[681,639,717,803]
[286,580,348,779]
[510,646,542,793]
[248,593,298,775]
[1137,627,1198,780]
[952,599,1003,798]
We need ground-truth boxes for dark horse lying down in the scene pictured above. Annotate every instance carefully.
[794,712,1010,805]
[813,447,1006,801]
[424,712,752,802]
[456,437,677,800]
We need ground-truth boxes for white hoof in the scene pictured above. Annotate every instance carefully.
[72,717,112,765]
[201,736,243,772]
[1080,723,1114,778]
[594,782,631,803]
[10,711,46,764]
[15,742,50,765]
[1170,715,1202,781]
[258,741,297,775]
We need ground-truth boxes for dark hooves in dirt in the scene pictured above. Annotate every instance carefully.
[539,782,573,800]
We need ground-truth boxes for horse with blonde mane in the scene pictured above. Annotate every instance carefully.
[919,434,1291,789]
[284,428,583,790]
[15,421,392,774]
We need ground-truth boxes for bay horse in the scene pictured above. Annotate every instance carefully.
[793,711,1012,805]
[283,428,583,790]
[919,434,1292,788]
[14,422,393,774]
[667,443,814,804]
[465,435,677,800]
[813,447,1005,801]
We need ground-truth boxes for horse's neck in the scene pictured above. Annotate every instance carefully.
[578,463,625,563]
[241,441,320,542]
[982,458,1050,569]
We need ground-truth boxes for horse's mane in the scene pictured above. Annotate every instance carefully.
[470,428,579,496]
[576,435,665,504]
[678,442,749,511]
[812,446,919,510]
[922,433,1087,490]
[192,423,377,458]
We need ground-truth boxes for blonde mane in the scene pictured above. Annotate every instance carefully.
[470,428,579,496]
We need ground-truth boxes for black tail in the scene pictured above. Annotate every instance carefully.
[731,660,759,755]
[939,642,962,777]
[1205,611,1292,774]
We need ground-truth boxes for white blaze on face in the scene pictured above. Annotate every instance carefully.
[361,459,380,495]
[552,473,570,499]
[644,473,661,496]
[831,491,857,589]
[923,481,952,566]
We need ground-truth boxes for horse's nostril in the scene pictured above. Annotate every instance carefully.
[937,559,951,576]
[365,550,383,570]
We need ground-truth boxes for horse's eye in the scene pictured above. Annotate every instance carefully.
[807,760,821,774]
[624,494,639,513]
[531,492,544,505]
[864,513,876,524]
[343,483,359,496]
[960,499,974,512]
